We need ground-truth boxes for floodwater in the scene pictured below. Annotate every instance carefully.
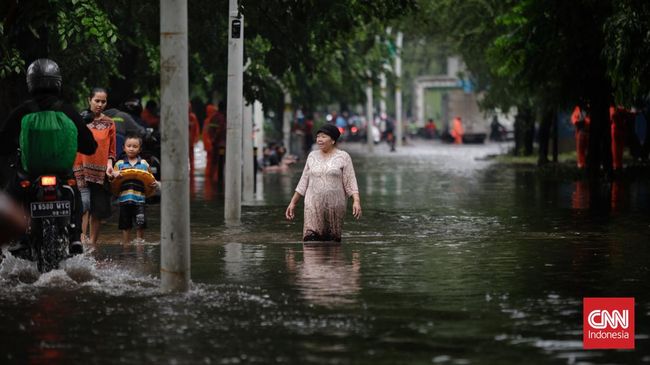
[1,140,649,364]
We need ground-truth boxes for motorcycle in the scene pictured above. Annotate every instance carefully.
[142,128,161,181]
[13,169,77,272]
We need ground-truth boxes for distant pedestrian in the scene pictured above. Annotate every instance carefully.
[451,116,464,144]
[285,124,361,242]
[188,103,200,171]
[141,100,160,129]
[202,103,218,178]
[207,101,227,182]
[385,117,396,151]
[571,105,590,169]
[424,118,437,139]
[610,105,635,172]
[490,115,506,141]
[304,117,314,154]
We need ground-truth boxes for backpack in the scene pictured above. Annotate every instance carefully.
[19,101,78,175]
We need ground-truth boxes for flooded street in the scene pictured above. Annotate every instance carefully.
[1,141,649,364]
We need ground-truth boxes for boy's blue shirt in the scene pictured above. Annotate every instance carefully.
[115,156,149,205]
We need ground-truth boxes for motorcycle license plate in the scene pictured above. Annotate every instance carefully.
[30,201,71,218]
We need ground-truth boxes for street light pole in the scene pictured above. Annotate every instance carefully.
[366,77,374,153]
[282,91,292,153]
[160,0,190,292]
[253,100,265,201]
[395,31,403,148]
[224,0,244,224]
[242,102,254,204]
[379,72,387,118]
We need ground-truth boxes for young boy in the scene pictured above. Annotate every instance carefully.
[112,134,158,243]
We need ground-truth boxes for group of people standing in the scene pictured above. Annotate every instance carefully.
[2,59,364,250]
[571,104,640,171]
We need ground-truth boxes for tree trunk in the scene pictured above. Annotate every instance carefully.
[626,111,642,160]
[108,45,138,108]
[586,102,611,176]
[523,109,535,156]
[552,110,559,163]
[641,107,650,160]
[537,108,553,166]
[513,112,523,156]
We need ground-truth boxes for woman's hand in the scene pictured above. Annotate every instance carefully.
[285,203,296,220]
[352,200,362,220]
[106,162,114,176]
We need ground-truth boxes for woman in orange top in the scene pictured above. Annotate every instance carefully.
[73,87,116,245]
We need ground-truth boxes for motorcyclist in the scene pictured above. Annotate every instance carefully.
[122,97,148,129]
[0,58,98,254]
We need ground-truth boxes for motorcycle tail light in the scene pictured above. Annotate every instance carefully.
[351,126,358,133]
[41,176,57,186]
[338,127,345,135]
[19,180,31,188]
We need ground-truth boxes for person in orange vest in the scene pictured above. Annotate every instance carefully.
[202,104,218,179]
[140,100,160,129]
[206,101,227,182]
[571,105,590,169]
[450,116,464,144]
[610,105,635,171]
[188,103,200,172]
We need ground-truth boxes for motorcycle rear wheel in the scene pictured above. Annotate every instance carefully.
[30,218,69,273]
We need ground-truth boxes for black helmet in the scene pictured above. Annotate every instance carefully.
[26,58,62,94]
[123,97,143,115]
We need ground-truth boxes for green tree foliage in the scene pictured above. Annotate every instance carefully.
[603,0,650,106]
[1,0,415,120]
[1,0,119,114]
[415,0,650,171]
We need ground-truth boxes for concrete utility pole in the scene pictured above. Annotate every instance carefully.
[366,78,374,152]
[254,101,264,165]
[395,31,403,148]
[242,102,254,204]
[282,91,292,153]
[160,0,190,292]
[224,0,244,224]
[379,72,387,118]
[253,100,264,201]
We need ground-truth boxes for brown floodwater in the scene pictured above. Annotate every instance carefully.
[1,141,649,364]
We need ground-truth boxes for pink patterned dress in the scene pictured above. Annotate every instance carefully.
[295,149,359,242]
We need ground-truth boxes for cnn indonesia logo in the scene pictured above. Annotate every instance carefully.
[583,297,635,349]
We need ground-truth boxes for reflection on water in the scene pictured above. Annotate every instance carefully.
[286,244,361,307]
[1,142,649,364]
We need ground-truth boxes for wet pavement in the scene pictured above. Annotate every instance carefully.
[1,140,649,364]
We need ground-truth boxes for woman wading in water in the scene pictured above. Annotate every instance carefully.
[285,124,362,242]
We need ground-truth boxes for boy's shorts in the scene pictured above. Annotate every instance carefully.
[118,204,147,230]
